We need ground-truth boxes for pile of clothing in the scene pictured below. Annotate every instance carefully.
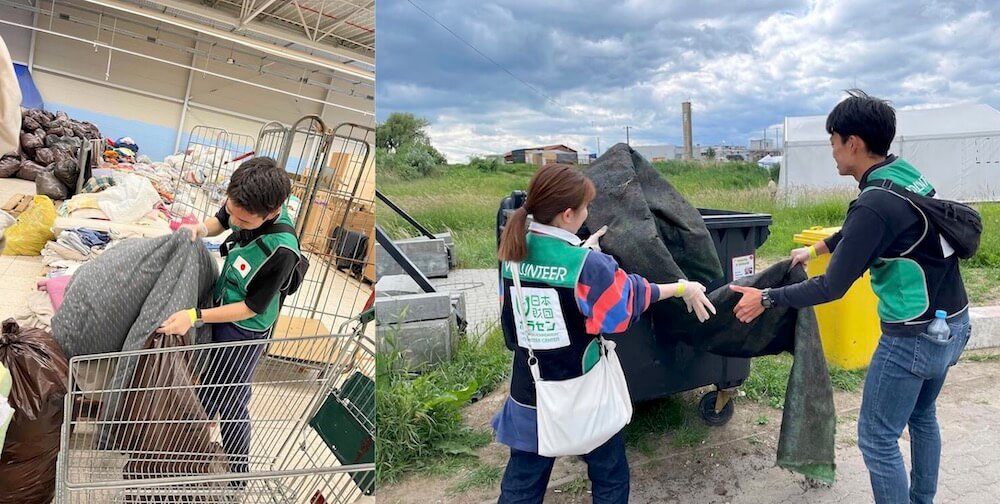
[59,173,168,225]
[0,109,102,201]
[102,136,138,164]
[13,228,113,332]
[40,228,111,269]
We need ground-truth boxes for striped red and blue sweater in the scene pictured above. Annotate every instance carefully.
[492,222,659,453]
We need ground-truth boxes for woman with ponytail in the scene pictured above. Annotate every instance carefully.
[494,163,715,503]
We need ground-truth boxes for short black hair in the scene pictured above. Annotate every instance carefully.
[227,157,291,217]
[825,89,896,156]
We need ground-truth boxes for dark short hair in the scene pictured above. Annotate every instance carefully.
[825,89,896,156]
[227,157,291,216]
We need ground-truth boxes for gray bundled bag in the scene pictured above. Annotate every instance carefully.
[16,159,46,181]
[35,171,69,200]
[584,143,723,284]
[0,155,19,177]
[52,231,218,447]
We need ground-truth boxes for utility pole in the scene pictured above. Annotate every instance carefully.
[596,137,601,156]
[625,126,630,146]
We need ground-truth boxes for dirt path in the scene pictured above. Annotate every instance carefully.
[380,354,1000,504]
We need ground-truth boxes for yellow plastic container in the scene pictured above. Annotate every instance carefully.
[793,226,881,370]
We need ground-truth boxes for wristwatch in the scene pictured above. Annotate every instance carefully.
[760,288,775,309]
[193,308,205,329]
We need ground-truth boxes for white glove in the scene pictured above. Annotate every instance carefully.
[790,246,814,269]
[676,279,716,323]
[582,225,608,252]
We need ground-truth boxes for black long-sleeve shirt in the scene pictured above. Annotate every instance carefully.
[769,156,922,308]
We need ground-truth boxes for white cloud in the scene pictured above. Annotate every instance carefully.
[378,0,1000,162]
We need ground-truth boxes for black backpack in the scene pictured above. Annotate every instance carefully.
[861,178,983,259]
[220,221,310,297]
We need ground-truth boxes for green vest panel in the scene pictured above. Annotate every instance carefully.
[214,204,301,332]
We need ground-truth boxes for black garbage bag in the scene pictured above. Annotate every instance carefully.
[52,158,79,189]
[0,156,20,178]
[0,319,69,504]
[47,126,68,138]
[49,146,72,165]
[69,123,87,139]
[32,110,50,128]
[584,143,723,284]
[21,115,41,132]
[45,134,83,153]
[19,132,42,155]
[80,121,101,139]
[36,171,69,200]
[33,147,55,166]
[16,160,46,181]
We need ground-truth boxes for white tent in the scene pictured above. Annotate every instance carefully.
[781,103,1000,202]
[757,154,783,168]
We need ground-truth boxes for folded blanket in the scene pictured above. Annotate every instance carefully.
[52,231,217,447]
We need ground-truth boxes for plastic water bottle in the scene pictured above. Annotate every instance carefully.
[928,310,950,342]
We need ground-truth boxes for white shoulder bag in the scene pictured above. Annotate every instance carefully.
[509,261,633,457]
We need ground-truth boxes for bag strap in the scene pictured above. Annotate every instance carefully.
[508,261,543,382]
[221,221,298,257]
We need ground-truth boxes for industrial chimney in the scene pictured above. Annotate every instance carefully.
[682,101,693,160]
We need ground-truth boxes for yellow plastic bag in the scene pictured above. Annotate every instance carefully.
[2,195,56,256]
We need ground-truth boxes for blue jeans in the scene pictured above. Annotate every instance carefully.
[858,311,971,504]
[498,431,629,504]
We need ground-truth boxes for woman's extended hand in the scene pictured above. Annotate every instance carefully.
[678,280,716,323]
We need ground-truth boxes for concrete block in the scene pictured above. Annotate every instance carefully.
[375,238,450,279]
[450,291,467,324]
[392,232,457,269]
[968,306,1000,350]
[377,318,456,368]
[374,275,424,297]
[376,292,453,325]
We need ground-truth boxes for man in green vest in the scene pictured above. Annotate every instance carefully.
[731,90,970,504]
[158,156,302,476]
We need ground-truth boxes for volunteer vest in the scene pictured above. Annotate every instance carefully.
[861,158,968,323]
[213,204,301,332]
[501,233,601,407]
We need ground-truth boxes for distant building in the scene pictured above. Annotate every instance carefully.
[633,144,682,162]
[750,138,775,151]
[505,144,578,165]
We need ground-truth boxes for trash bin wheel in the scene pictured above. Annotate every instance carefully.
[698,390,734,426]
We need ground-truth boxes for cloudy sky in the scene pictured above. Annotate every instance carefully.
[377,0,1000,162]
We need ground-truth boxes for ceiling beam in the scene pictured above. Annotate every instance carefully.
[77,0,374,68]
[290,0,313,40]
[315,0,372,43]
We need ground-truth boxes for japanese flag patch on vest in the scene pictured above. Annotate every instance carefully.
[234,256,253,278]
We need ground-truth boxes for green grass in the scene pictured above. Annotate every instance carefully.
[623,396,710,455]
[376,328,512,484]
[378,160,1000,304]
[965,353,1000,363]
[558,477,590,496]
[742,354,867,409]
[447,463,503,494]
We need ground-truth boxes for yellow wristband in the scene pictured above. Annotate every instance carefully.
[187,308,198,324]
[674,282,686,298]
[808,245,819,259]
